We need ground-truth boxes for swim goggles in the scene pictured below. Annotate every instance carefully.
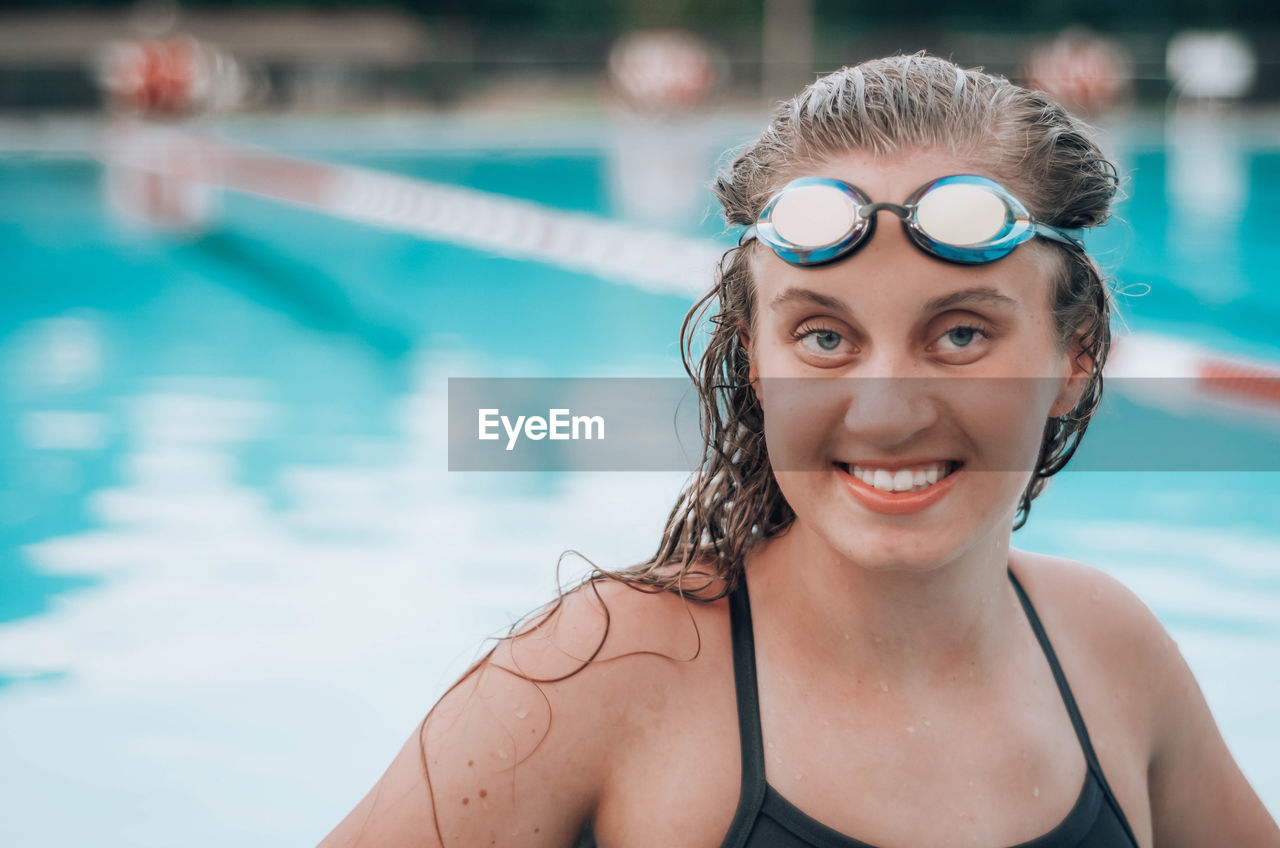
[738,174,1086,266]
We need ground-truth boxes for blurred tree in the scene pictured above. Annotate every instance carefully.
[0,0,1274,29]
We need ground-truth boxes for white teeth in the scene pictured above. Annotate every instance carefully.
[849,462,954,493]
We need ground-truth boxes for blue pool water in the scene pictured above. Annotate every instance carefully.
[0,117,1277,845]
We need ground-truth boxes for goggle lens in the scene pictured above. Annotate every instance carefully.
[913,182,1011,246]
[745,174,1084,266]
[769,184,860,247]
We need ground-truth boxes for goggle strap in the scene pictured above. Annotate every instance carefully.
[738,224,758,247]
[1034,223,1086,251]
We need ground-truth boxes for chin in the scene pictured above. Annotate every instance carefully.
[842,539,956,574]
[811,511,963,573]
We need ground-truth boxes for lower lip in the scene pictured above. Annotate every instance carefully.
[837,464,963,515]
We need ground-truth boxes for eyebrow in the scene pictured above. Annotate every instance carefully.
[769,287,850,313]
[923,286,1022,314]
[768,285,1021,315]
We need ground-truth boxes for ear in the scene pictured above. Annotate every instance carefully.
[1049,323,1095,419]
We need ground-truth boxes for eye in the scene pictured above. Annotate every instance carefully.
[942,325,984,348]
[806,329,844,352]
[931,322,992,359]
[792,323,855,363]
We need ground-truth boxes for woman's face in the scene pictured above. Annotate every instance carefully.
[744,148,1089,572]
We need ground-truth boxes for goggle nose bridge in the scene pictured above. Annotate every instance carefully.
[856,201,914,221]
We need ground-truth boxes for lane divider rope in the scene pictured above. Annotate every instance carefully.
[100,122,725,297]
[101,123,1280,419]
[1108,333,1280,419]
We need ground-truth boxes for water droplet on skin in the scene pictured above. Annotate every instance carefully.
[774,755,783,764]
[795,773,803,781]
[1033,786,1040,797]
[923,719,931,727]
[880,681,890,692]
[822,718,831,727]
[906,725,916,733]
[767,741,775,748]
[497,749,509,760]
[515,708,528,719]
[873,635,883,645]
[843,632,851,640]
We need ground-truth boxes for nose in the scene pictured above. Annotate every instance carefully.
[840,352,940,449]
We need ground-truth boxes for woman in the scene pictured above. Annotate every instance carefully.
[319,54,1278,847]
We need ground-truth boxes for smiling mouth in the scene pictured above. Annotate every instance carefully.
[833,460,963,494]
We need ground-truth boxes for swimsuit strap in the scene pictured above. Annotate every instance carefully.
[1006,566,1143,848]
[724,575,768,848]
[725,568,1141,848]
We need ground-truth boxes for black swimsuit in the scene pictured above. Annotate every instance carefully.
[574,568,1142,848]
[721,568,1141,848]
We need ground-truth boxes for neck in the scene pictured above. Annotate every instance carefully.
[744,520,1020,693]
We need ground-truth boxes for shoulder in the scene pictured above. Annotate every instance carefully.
[467,569,736,807]
[1008,548,1166,655]
[1008,548,1163,646]
[1008,550,1280,846]
[1007,549,1170,754]
[483,565,734,744]
[317,568,735,848]
[500,565,732,669]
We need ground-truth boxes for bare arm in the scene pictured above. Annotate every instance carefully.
[1144,613,1279,845]
[1020,552,1279,847]
[317,584,629,848]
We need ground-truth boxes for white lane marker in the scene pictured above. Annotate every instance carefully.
[99,123,725,297]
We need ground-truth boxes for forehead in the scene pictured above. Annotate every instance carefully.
[750,149,1059,316]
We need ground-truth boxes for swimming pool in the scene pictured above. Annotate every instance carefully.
[0,114,1276,845]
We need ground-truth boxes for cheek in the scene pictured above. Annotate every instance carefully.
[946,376,1056,472]
[758,377,845,473]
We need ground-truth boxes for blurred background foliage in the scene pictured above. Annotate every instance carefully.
[1,0,1278,112]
